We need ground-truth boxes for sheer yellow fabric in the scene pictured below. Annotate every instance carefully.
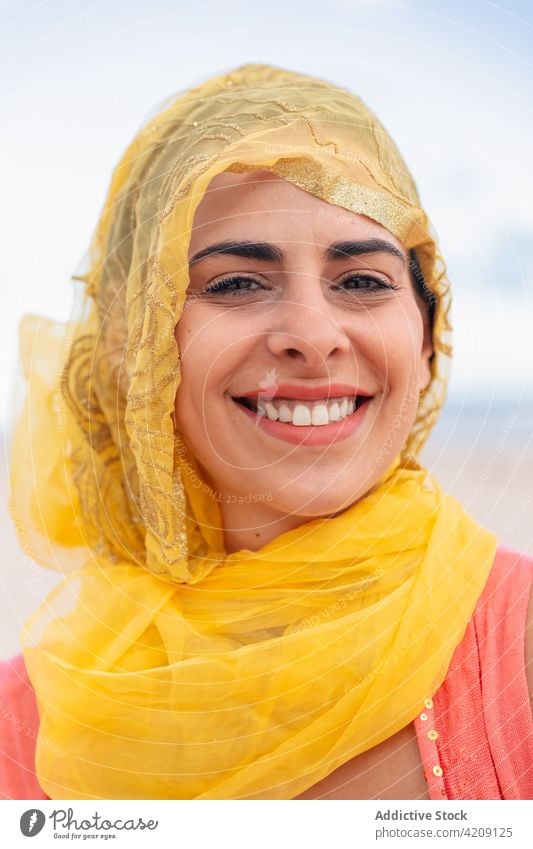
[11,63,497,799]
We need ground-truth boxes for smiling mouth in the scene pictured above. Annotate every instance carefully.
[231,394,371,427]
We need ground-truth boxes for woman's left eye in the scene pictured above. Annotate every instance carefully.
[202,275,264,295]
[336,274,399,293]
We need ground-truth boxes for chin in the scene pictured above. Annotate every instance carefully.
[272,487,365,519]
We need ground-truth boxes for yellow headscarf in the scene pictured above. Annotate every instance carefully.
[11,64,497,799]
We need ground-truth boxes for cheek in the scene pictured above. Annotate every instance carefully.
[175,306,203,359]
[371,307,425,386]
[174,309,239,419]
[175,309,218,386]
[174,312,206,422]
[373,309,425,440]
[383,305,423,374]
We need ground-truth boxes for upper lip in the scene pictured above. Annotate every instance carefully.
[232,383,372,401]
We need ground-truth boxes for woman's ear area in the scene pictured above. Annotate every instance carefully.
[406,248,435,392]
[419,304,434,391]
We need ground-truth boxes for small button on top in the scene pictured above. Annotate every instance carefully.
[428,729,439,741]
[432,765,443,777]
[424,698,434,709]
[420,713,428,721]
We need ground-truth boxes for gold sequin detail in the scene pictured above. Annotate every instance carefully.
[269,157,417,244]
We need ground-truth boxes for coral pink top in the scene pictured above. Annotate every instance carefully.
[415,545,533,799]
[1,546,532,800]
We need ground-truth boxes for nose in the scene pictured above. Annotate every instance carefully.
[265,279,352,369]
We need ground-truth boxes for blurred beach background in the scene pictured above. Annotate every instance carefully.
[1,0,532,658]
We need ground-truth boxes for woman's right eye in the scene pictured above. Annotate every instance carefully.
[202,275,265,296]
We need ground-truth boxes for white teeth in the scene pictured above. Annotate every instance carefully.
[247,395,361,426]
[311,404,330,426]
[328,401,341,422]
[264,402,279,421]
[278,402,292,423]
[292,404,312,426]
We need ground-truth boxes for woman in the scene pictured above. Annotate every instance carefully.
[1,63,532,800]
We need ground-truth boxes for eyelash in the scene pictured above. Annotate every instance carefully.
[201,274,399,296]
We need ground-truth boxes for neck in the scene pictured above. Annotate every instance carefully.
[218,498,313,554]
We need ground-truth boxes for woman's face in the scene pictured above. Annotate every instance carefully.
[174,170,433,528]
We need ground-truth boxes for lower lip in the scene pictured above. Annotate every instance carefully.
[230,397,371,446]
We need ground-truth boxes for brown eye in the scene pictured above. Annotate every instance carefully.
[203,275,265,295]
[336,274,399,293]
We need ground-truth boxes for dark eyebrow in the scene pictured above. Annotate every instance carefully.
[327,239,405,265]
[189,238,405,267]
[189,241,284,266]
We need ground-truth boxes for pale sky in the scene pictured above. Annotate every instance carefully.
[2,0,532,432]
